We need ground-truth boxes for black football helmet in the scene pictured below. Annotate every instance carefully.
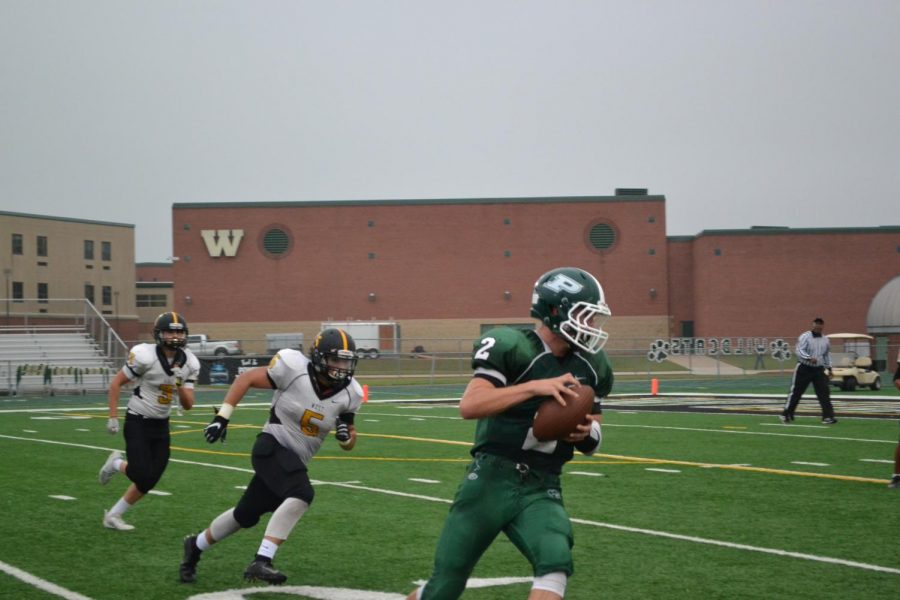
[530,267,611,354]
[153,312,188,349]
[311,328,358,384]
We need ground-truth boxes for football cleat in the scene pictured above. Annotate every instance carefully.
[179,534,202,583]
[778,414,791,424]
[888,476,900,490]
[99,451,122,485]
[244,559,287,585]
[103,510,134,531]
[821,417,838,425]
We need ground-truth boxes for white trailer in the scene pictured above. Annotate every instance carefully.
[321,321,399,358]
[266,333,304,354]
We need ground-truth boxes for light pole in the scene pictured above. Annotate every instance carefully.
[114,290,120,332]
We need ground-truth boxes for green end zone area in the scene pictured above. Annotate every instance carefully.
[0,384,898,599]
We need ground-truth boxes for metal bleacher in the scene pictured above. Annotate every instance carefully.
[0,326,118,395]
[0,298,130,395]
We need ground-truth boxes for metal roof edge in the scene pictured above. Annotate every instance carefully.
[0,210,134,229]
[172,195,666,209]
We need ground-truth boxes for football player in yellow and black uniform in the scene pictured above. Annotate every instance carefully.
[99,311,200,530]
[179,327,364,585]
[408,267,613,600]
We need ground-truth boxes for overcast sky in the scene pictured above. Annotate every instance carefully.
[2,1,899,263]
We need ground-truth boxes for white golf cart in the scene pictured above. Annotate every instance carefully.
[827,333,881,391]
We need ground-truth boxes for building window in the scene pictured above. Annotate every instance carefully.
[37,283,48,304]
[136,294,167,307]
[37,236,48,257]
[85,284,95,304]
[101,241,112,261]
[12,233,23,255]
[12,282,24,302]
[84,240,94,260]
[648,248,656,255]
[102,286,112,306]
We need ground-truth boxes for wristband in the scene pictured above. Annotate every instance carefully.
[218,403,234,420]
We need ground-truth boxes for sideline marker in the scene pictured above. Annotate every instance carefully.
[651,378,659,396]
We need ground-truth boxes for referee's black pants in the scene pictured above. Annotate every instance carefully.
[783,363,835,419]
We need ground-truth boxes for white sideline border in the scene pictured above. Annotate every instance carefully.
[1,433,899,580]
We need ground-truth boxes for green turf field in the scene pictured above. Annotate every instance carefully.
[1,389,898,599]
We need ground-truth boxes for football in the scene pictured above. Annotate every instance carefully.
[532,384,595,442]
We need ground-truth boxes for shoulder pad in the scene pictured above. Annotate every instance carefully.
[273,348,307,369]
[127,343,157,369]
[476,327,530,353]
[267,349,309,383]
[347,378,364,398]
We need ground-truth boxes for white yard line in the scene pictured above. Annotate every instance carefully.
[608,423,895,444]
[0,560,93,600]
[2,424,899,584]
[570,519,900,576]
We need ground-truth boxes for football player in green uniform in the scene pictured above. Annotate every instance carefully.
[408,266,613,600]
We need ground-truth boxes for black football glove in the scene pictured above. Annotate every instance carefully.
[204,407,229,444]
[335,419,351,444]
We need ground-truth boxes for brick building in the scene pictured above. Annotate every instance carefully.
[169,192,900,356]
[4,196,897,359]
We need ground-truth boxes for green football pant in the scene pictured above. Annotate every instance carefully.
[421,452,574,600]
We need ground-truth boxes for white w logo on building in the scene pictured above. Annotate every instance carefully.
[200,229,245,257]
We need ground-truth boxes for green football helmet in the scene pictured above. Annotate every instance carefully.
[530,267,611,353]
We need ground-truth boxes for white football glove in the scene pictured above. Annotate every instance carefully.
[107,417,119,435]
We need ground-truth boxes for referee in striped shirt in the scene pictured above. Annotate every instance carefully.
[781,317,837,424]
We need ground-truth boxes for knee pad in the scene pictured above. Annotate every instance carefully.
[264,497,309,540]
[209,508,242,542]
[532,571,567,596]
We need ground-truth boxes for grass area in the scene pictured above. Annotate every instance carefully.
[1,392,898,599]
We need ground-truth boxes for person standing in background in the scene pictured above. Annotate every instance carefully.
[781,317,837,425]
[889,352,900,489]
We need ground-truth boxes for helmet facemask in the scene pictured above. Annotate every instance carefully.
[158,329,187,349]
[558,300,611,354]
[315,348,358,383]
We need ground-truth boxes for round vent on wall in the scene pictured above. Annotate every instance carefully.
[586,222,618,253]
[259,226,293,259]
